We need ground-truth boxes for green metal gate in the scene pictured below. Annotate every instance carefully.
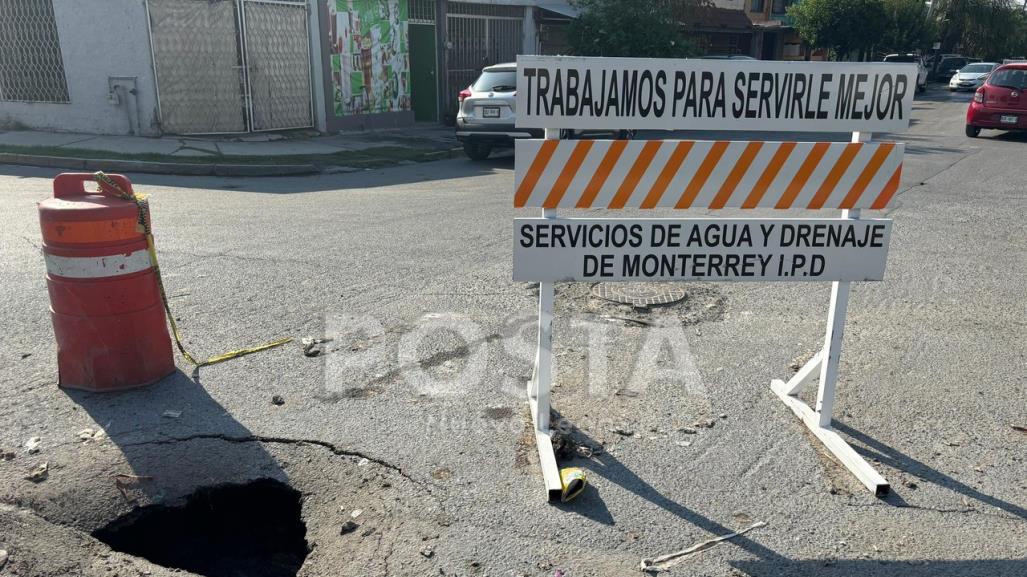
[409,22,437,122]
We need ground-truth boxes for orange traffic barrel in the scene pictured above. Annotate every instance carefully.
[38,173,174,391]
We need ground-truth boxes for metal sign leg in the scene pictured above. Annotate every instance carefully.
[771,130,889,497]
[528,276,561,500]
[528,128,563,501]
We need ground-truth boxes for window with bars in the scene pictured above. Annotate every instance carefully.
[0,0,70,103]
[409,0,436,24]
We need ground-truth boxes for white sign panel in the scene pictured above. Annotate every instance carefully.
[513,218,892,282]
[515,55,917,133]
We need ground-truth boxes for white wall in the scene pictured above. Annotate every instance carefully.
[711,0,747,9]
[0,0,160,136]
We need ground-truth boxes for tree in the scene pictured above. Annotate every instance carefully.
[879,0,937,54]
[788,0,888,60]
[568,0,696,58]
[934,0,1027,60]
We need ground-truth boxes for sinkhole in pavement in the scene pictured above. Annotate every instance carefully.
[92,478,308,577]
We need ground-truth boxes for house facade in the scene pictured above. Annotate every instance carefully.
[1,0,575,136]
[1,0,826,137]
[744,0,827,61]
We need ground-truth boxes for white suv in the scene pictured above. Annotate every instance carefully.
[883,54,928,93]
[455,63,630,161]
[455,63,541,161]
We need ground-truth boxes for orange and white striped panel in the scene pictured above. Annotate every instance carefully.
[514,139,904,210]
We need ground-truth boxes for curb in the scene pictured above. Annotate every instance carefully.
[0,147,467,177]
[0,153,320,177]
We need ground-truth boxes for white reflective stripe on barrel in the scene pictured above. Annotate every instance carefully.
[44,249,152,279]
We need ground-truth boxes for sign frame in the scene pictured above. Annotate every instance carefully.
[517,55,901,501]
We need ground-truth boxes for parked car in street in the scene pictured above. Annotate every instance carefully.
[932,55,980,82]
[883,54,928,93]
[949,62,998,91]
[455,63,539,161]
[455,63,630,161]
[965,62,1027,137]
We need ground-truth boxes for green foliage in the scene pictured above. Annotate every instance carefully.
[567,0,695,58]
[879,0,937,54]
[788,0,888,60]
[935,0,1027,61]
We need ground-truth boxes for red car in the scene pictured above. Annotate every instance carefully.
[965,63,1027,137]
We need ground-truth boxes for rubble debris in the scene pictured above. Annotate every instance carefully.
[112,473,153,500]
[611,426,635,437]
[903,480,919,490]
[25,462,49,483]
[25,437,41,454]
[420,547,434,559]
[77,428,96,441]
[1012,425,1027,434]
[302,337,332,357]
[0,549,7,570]
[603,315,652,327]
[340,520,359,534]
[694,419,716,429]
[790,350,816,372]
[677,426,698,435]
[162,410,182,419]
[675,440,692,447]
[2,449,15,461]
[640,521,767,572]
[576,443,602,459]
[272,395,285,406]
[551,432,577,459]
[731,510,752,525]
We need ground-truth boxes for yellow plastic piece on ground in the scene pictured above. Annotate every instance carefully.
[559,467,587,502]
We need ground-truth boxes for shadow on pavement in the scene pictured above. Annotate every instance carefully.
[733,558,1026,577]
[555,413,1023,574]
[64,369,286,502]
[551,411,786,561]
[914,88,975,103]
[833,422,1027,521]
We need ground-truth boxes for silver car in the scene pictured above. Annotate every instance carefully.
[949,62,998,91]
[455,63,541,161]
[455,63,629,161]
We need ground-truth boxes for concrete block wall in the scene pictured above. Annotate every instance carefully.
[0,0,160,136]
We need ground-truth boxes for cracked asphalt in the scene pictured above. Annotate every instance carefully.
[1,86,1025,576]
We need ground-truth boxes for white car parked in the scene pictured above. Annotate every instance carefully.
[883,54,928,93]
[949,62,999,91]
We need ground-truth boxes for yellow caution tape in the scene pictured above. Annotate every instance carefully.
[559,467,587,502]
[93,171,291,366]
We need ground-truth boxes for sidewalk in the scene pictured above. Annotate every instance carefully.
[0,124,462,176]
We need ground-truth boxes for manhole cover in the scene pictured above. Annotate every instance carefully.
[591,282,687,307]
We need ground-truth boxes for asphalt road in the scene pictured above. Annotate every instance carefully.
[1,85,1025,577]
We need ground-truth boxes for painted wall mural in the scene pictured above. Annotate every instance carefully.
[327,0,410,116]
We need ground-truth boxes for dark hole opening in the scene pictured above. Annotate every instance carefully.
[93,478,308,577]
